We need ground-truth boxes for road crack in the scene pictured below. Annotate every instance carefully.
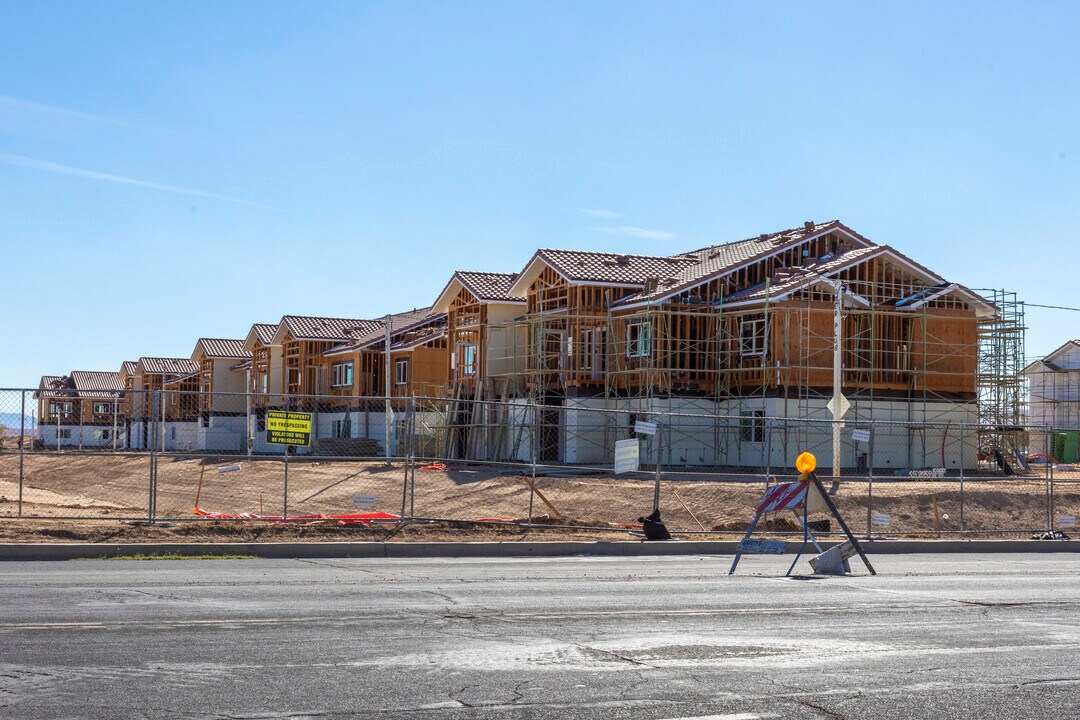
[793,697,847,719]
[1018,677,1080,687]
[571,643,657,668]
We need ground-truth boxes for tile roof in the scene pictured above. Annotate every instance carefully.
[36,375,70,398]
[456,271,526,302]
[615,221,845,306]
[197,338,250,359]
[69,370,124,397]
[252,323,278,346]
[139,357,200,376]
[121,361,138,377]
[535,248,696,286]
[280,316,385,342]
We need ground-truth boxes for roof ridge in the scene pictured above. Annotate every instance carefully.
[539,247,681,260]
[284,314,372,322]
[679,220,842,257]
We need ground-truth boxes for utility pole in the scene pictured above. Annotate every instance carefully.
[824,278,847,480]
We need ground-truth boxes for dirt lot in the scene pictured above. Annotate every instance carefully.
[2,452,1078,542]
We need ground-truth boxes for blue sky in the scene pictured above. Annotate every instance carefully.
[1,1,1078,389]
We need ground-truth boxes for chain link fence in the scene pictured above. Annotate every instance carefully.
[2,387,1077,537]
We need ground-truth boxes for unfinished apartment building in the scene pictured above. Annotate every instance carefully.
[190,337,251,451]
[234,309,444,453]
[1022,340,1080,462]
[123,357,201,450]
[34,371,124,449]
[433,271,527,398]
[458,220,998,471]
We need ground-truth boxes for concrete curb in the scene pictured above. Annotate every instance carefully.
[2,539,1080,561]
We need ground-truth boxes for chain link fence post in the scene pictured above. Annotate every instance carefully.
[650,416,663,515]
[1049,424,1057,533]
[528,401,538,525]
[148,389,157,524]
[18,389,26,517]
[1045,425,1053,532]
[409,396,417,518]
[401,397,414,519]
[866,420,874,539]
[764,418,772,480]
[959,422,966,533]
[283,395,290,520]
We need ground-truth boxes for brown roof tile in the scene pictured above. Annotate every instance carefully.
[139,357,200,376]
[197,338,250,359]
[280,316,385,342]
[252,323,278,346]
[455,272,525,302]
[69,370,124,398]
[536,248,696,286]
[35,375,70,398]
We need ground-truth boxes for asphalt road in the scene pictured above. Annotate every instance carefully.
[2,554,1079,719]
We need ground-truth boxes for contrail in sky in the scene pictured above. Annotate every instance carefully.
[0,152,276,210]
[0,94,143,130]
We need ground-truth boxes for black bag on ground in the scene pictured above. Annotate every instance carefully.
[638,510,672,541]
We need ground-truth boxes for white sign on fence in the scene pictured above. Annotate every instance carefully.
[908,467,946,478]
[1059,516,1076,527]
[353,494,376,508]
[614,439,640,474]
[737,538,786,555]
[634,420,657,436]
[852,429,871,443]
[872,512,892,526]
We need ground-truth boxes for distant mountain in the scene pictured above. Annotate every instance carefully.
[0,413,36,433]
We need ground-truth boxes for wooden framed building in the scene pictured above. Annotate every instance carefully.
[483,220,997,469]
[191,338,249,413]
[240,323,280,408]
[122,357,200,450]
[320,312,450,402]
[33,371,124,449]
[189,338,251,452]
[431,271,526,399]
[118,361,137,416]
[605,222,994,404]
[271,315,385,399]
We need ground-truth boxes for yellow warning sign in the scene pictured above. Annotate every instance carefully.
[266,410,313,446]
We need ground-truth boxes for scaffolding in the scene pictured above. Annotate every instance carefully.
[975,289,1027,466]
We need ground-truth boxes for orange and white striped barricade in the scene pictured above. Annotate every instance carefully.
[729,452,877,577]
[728,479,826,576]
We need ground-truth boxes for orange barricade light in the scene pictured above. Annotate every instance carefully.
[795,451,817,476]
